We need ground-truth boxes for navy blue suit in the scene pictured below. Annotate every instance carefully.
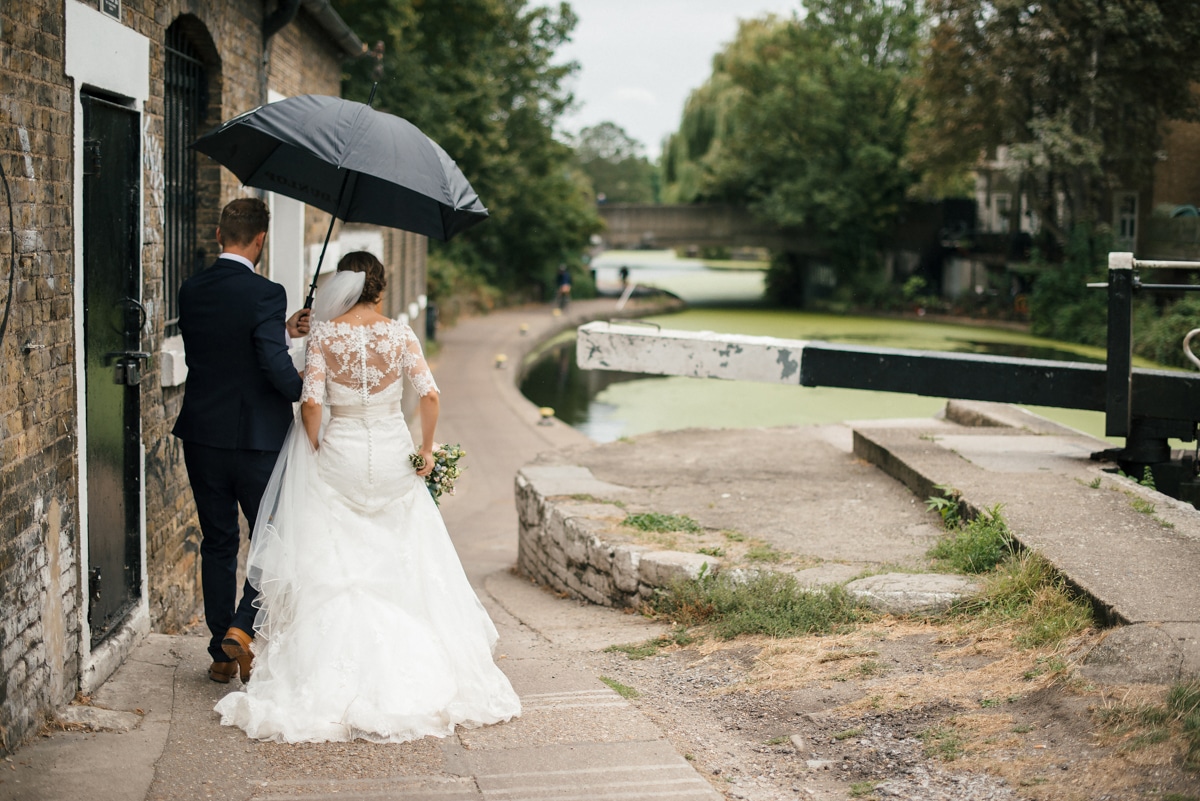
[173,257,302,663]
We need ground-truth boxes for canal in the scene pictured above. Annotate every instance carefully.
[525,253,1168,444]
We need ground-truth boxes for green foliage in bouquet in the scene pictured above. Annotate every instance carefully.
[410,444,465,506]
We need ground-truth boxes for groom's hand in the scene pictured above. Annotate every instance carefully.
[287,308,311,338]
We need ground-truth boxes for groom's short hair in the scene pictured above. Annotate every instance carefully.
[218,198,270,246]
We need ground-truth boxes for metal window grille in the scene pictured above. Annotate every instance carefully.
[163,25,207,337]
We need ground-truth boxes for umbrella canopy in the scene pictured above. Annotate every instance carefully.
[192,94,488,242]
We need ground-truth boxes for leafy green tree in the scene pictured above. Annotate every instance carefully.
[570,122,657,203]
[909,0,1200,247]
[662,1,922,297]
[333,0,601,294]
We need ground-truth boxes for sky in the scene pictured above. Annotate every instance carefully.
[554,0,802,161]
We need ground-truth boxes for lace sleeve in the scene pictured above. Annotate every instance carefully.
[300,331,327,404]
[399,324,439,397]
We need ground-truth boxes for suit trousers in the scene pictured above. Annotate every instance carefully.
[183,442,279,662]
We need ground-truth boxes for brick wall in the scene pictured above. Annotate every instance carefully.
[0,0,359,753]
[140,0,269,636]
[0,0,81,753]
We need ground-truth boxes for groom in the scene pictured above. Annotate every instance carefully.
[173,197,310,683]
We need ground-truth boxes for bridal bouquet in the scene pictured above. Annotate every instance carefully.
[410,443,465,505]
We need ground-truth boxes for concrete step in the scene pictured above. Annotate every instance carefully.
[852,416,1200,626]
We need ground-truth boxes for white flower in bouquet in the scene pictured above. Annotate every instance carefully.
[410,443,466,506]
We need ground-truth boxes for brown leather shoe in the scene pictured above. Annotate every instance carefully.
[221,626,254,682]
[208,660,239,683]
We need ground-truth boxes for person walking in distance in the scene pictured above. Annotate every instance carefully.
[172,197,311,684]
[555,264,572,310]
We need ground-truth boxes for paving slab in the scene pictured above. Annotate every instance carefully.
[846,572,981,615]
[467,740,720,800]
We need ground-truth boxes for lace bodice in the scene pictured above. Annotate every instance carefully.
[301,320,438,406]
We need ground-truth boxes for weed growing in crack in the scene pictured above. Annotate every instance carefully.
[598,676,640,699]
[927,503,1013,574]
[925,484,963,527]
[946,551,1094,648]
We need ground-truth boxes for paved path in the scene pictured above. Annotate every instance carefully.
[1,297,721,801]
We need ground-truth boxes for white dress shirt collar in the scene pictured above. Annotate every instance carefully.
[219,252,256,272]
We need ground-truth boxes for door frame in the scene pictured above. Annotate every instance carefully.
[65,0,151,693]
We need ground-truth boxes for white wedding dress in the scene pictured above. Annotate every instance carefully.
[214,299,521,743]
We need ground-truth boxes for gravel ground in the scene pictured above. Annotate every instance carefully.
[580,621,1200,801]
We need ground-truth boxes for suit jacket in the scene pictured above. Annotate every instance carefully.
[172,258,303,452]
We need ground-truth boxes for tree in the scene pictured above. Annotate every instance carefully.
[333,0,601,294]
[571,122,657,203]
[661,1,922,291]
[908,0,1200,247]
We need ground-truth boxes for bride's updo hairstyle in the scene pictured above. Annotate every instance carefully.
[337,251,387,305]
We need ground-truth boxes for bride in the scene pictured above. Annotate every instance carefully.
[214,251,521,743]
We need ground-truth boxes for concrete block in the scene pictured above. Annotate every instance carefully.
[517,464,630,500]
[1081,623,1200,684]
[638,551,719,587]
[612,545,648,593]
[846,572,980,615]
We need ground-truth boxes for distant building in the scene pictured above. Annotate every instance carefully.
[0,0,428,753]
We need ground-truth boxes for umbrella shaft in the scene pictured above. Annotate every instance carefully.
[307,210,339,308]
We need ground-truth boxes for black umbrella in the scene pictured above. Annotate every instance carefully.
[191,92,488,305]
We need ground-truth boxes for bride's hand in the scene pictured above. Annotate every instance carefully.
[415,448,435,478]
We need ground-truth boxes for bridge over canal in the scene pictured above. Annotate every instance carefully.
[596,203,819,253]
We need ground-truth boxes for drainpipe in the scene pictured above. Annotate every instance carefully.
[259,0,301,112]
[263,0,301,42]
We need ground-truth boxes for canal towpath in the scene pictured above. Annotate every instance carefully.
[4,296,1200,801]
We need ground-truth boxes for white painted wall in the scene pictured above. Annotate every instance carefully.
[265,90,308,313]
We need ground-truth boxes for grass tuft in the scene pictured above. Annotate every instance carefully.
[598,676,640,699]
[1094,679,1200,768]
[848,780,879,797]
[1168,679,1200,767]
[919,725,964,761]
[745,543,784,563]
[604,626,696,660]
[652,571,873,639]
[947,551,1094,648]
[623,512,702,533]
[928,504,1013,573]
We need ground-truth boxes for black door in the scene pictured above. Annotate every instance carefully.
[82,93,144,645]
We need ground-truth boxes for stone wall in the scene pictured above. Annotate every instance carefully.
[515,466,719,608]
